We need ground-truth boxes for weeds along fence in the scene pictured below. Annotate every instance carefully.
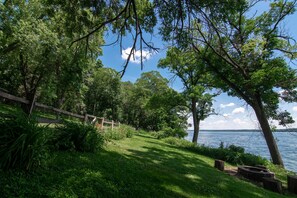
[0,90,120,130]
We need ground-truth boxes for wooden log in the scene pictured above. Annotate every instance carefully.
[288,175,297,194]
[263,178,282,194]
[84,113,88,124]
[255,165,267,170]
[214,160,224,171]
[35,102,84,119]
[0,91,29,104]
[37,117,62,124]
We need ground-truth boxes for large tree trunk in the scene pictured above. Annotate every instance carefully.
[191,98,200,144]
[252,98,284,167]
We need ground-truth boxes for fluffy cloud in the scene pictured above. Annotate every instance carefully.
[293,106,297,112]
[121,47,153,64]
[232,107,245,114]
[233,118,247,125]
[214,120,228,124]
[223,113,231,117]
[220,103,235,108]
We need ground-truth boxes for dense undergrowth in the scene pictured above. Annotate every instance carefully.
[0,113,49,171]
[0,112,135,172]
[163,137,268,166]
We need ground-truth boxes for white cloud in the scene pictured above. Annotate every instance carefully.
[220,103,235,108]
[293,106,297,112]
[121,47,153,64]
[215,120,228,124]
[233,118,247,125]
[232,107,245,114]
[223,113,231,117]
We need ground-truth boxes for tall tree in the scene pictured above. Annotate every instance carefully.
[156,0,297,166]
[78,0,297,166]
[0,0,103,114]
[85,68,121,120]
[159,47,215,144]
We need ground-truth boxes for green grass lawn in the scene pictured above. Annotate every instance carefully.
[1,132,296,198]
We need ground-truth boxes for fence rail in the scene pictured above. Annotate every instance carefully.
[0,90,119,130]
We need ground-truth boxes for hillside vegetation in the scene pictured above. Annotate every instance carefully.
[1,132,296,198]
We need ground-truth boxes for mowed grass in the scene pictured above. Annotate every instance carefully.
[1,133,296,197]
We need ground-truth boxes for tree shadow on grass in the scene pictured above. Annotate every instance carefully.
[1,135,289,198]
[124,145,287,198]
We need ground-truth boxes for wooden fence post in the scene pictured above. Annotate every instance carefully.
[288,175,297,194]
[28,94,37,116]
[214,159,224,171]
[111,120,114,130]
[101,118,104,130]
[84,113,88,124]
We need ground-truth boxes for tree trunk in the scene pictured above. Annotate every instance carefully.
[21,91,36,115]
[191,98,200,144]
[252,98,284,167]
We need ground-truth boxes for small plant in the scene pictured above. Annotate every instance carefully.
[53,121,103,152]
[227,144,245,153]
[103,125,135,141]
[0,113,48,171]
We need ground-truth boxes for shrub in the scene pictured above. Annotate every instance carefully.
[162,137,268,166]
[0,113,48,171]
[228,144,245,153]
[103,125,135,141]
[164,137,194,147]
[53,121,103,152]
[153,127,187,139]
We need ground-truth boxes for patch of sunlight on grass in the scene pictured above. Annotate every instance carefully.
[152,159,161,164]
[184,163,196,168]
[184,174,201,180]
[162,184,184,195]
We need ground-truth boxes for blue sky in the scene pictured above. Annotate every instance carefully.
[100,3,297,130]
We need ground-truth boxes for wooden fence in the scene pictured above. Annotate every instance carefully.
[0,90,120,130]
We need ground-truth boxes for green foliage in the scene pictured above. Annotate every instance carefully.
[103,125,135,141]
[85,68,121,120]
[155,0,297,165]
[53,121,103,152]
[0,0,103,113]
[164,137,268,166]
[119,71,187,132]
[152,127,187,139]
[0,113,48,171]
[159,47,216,143]
[162,136,194,147]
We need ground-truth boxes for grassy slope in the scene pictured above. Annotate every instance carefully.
[1,133,296,198]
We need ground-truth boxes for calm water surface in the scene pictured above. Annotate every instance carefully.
[185,130,297,173]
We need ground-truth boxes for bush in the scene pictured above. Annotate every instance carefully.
[164,137,194,147]
[152,127,187,139]
[0,113,48,171]
[53,121,103,152]
[162,137,268,166]
[103,125,135,140]
[228,144,245,153]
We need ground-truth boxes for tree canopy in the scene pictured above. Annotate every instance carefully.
[1,0,297,166]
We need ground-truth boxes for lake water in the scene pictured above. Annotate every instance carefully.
[185,130,297,173]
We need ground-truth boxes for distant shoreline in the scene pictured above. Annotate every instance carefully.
[187,129,297,132]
